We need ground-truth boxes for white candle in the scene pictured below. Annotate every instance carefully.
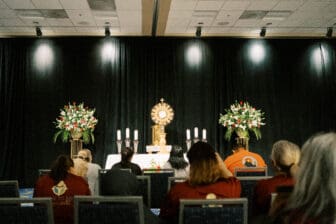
[126,128,130,139]
[194,127,198,138]
[134,129,138,140]
[186,129,191,140]
[117,129,121,140]
[202,129,206,140]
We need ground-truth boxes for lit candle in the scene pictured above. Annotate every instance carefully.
[202,129,206,140]
[125,128,130,139]
[186,129,190,140]
[134,129,138,140]
[194,127,198,138]
[117,129,121,140]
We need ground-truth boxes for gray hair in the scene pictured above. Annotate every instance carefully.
[286,132,336,223]
[271,140,300,177]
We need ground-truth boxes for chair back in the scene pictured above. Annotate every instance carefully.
[74,196,144,224]
[179,198,248,224]
[0,180,19,197]
[237,176,272,218]
[143,169,174,208]
[0,197,54,224]
[136,175,151,208]
[38,169,51,177]
[98,169,134,195]
[234,167,268,177]
[167,177,187,192]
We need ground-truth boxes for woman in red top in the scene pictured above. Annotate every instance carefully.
[252,140,300,218]
[34,155,91,224]
[160,142,241,223]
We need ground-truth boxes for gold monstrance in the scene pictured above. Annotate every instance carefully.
[150,98,174,152]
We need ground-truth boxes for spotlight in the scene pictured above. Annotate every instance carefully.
[326,27,333,38]
[36,27,42,37]
[260,27,266,37]
[196,26,202,37]
[105,27,111,37]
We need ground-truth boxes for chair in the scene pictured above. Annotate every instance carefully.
[237,176,272,219]
[38,169,51,177]
[234,167,268,177]
[143,169,174,208]
[179,198,248,224]
[167,177,187,192]
[0,180,19,197]
[98,168,133,195]
[74,195,144,224]
[136,175,151,208]
[0,197,54,224]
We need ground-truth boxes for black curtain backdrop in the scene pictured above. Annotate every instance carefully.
[0,37,335,187]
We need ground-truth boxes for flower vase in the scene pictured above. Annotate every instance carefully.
[70,131,83,158]
[236,137,249,151]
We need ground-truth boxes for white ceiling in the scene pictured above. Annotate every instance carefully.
[0,0,335,37]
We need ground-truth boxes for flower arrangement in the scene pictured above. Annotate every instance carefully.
[219,101,265,141]
[53,102,98,144]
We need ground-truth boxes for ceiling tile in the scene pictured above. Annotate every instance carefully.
[217,10,243,21]
[272,0,305,11]
[31,0,63,9]
[117,10,141,28]
[3,0,35,9]
[66,9,96,26]
[208,26,232,34]
[168,10,193,18]
[94,17,119,26]
[212,18,235,27]
[170,0,198,10]
[59,0,90,10]
[298,0,330,12]
[115,0,141,10]
[76,26,99,33]
[52,26,77,33]
[166,17,191,27]
[195,1,225,11]
[21,17,50,26]
[189,16,215,26]
[0,0,8,9]
[7,26,34,33]
[46,18,74,26]
[247,0,278,11]
[234,18,263,27]
[120,25,141,33]
[0,9,17,18]
[165,25,188,34]
[222,0,251,10]
[0,18,25,26]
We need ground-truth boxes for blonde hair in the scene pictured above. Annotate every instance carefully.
[271,140,300,177]
[78,149,92,163]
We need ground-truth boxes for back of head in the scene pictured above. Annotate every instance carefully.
[49,154,74,184]
[78,149,92,162]
[271,140,300,176]
[121,147,134,163]
[286,132,336,223]
[168,145,188,169]
[187,141,222,186]
[101,169,139,196]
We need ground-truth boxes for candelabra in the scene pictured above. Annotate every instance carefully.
[186,139,192,151]
[133,140,139,153]
[116,140,122,153]
[125,138,131,148]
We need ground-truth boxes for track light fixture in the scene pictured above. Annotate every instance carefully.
[326,27,333,38]
[105,27,111,37]
[196,26,202,37]
[36,27,42,37]
[260,27,266,37]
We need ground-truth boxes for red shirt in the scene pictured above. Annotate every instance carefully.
[253,174,294,216]
[34,173,91,224]
[160,177,241,221]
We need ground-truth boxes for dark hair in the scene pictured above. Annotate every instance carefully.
[187,141,216,164]
[49,154,74,184]
[121,147,134,163]
[168,145,188,169]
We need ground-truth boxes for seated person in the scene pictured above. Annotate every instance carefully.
[77,149,101,195]
[34,154,91,224]
[163,145,189,178]
[252,140,300,219]
[100,168,161,224]
[112,147,142,175]
[224,142,266,174]
[271,132,336,224]
[160,141,241,224]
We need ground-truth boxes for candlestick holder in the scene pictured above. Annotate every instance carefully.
[202,138,207,142]
[186,139,192,151]
[116,140,122,153]
[133,140,139,153]
[125,138,131,148]
[193,138,200,144]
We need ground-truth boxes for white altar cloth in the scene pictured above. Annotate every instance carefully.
[105,153,188,170]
